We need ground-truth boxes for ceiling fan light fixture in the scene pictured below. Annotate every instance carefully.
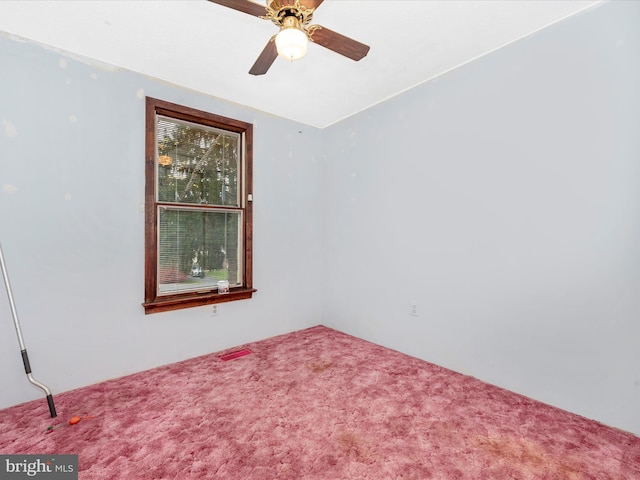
[275,16,308,61]
[209,0,370,75]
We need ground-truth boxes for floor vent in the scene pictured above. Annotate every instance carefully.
[219,349,252,361]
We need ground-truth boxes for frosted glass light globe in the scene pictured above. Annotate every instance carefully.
[275,27,308,61]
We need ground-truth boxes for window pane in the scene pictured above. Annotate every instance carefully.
[156,116,239,207]
[158,208,242,296]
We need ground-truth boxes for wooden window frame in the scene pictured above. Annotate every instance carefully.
[143,97,255,314]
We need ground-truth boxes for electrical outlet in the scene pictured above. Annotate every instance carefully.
[212,305,218,316]
[410,302,418,316]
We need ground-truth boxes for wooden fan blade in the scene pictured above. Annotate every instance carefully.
[304,0,325,9]
[310,26,370,61]
[207,0,266,17]
[249,37,278,75]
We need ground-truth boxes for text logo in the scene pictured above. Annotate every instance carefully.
[0,455,78,479]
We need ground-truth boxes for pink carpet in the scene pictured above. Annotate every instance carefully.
[1,326,638,479]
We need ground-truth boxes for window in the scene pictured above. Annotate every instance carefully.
[144,98,255,314]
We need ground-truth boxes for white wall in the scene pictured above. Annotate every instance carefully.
[0,35,322,409]
[321,1,640,435]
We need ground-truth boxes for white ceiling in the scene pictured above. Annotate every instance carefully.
[0,0,602,128]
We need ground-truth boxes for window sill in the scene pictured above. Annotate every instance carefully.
[143,287,257,314]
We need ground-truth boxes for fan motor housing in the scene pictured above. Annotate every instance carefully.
[267,0,314,27]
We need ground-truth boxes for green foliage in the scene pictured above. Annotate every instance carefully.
[156,118,239,206]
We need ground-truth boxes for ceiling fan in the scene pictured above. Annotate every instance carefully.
[208,0,370,75]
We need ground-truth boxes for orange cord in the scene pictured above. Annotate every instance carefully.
[46,414,95,433]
